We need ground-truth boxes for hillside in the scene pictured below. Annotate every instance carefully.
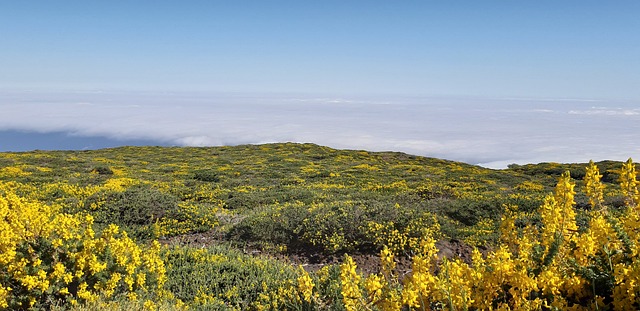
[0,143,636,310]
[0,144,534,248]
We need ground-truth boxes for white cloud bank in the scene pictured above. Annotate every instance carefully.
[1,90,639,168]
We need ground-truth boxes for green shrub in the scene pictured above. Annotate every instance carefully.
[193,169,220,182]
[162,245,310,310]
[227,202,308,249]
[90,166,113,175]
[441,198,503,226]
[86,186,179,239]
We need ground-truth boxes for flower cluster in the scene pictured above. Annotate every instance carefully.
[0,186,166,309]
[366,211,440,254]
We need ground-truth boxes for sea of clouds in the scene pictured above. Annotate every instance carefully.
[1,90,638,168]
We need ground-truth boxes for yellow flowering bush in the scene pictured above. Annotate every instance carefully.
[366,211,440,254]
[297,266,315,303]
[0,188,166,310]
[585,160,605,209]
[0,165,32,178]
[620,158,640,206]
[162,244,323,310]
[340,255,363,311]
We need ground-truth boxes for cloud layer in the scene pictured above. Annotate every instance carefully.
[1,90,639,168]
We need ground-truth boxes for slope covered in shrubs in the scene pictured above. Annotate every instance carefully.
[0,144,637,309]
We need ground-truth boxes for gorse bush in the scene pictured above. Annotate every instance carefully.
[162,245,330,310]
[90,166,113,175]
[90,186,178,225]
[86,185,180,239]
[230,200,442,255]
[192,169,220,183]
[0,186,166,310]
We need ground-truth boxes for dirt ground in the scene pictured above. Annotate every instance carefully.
[282,239,477,276]
[162,232,480,277]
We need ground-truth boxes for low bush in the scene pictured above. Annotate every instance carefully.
[0,189,166,310]
[192,169,220,182]
[86,186,180,239]
[163,244,333,310]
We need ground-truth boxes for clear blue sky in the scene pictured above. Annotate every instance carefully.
[1,1,639,99]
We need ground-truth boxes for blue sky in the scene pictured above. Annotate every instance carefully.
[1,1,638,99]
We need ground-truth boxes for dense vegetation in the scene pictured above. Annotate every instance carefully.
[0,143,638,310]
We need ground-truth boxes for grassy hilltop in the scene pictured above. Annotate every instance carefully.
[0,143,637,310]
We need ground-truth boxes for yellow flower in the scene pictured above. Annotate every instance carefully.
[143,299,156,310]
[364,273,384,302]
[620,158,639,206]
[584,160,605,209]
[77,282,97,302]
[340,255,363,311]
[380,246,396,277]
[297,266,315,302]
